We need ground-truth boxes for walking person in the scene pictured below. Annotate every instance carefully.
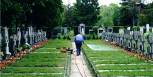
[74,32,84,56]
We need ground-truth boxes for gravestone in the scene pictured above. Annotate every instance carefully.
[28,27,33,45]
[63,27,68,34]
[17,27,21,47]
[9,35,14,56]
[4,27,11,55]
[24,31,28,44]
[140,27,144,34]
[146,24,150,32]
[148,34,153,58]
[119,34,124,46]
[97,28,104,37]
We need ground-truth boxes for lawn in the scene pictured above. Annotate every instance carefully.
[0,39,71,77]
[83,40,153,77]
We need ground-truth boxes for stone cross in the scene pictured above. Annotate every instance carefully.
[4,27,11,55]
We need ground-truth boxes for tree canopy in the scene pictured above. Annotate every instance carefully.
[1,0,64,38]
[75,0,100,26]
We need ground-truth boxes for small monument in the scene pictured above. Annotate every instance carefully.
[24,31,28,44]
[97,27,104,37]
[140,27,144,34]
[4,27,11,55]
[78,23,85,35]
[146,24,150,32]
[28,26,33,45]
[17,27,21,47]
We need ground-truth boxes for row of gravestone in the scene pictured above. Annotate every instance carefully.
[0,26,47,60]
[101,31,153,58]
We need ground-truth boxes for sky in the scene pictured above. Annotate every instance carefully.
[62,0,153,6]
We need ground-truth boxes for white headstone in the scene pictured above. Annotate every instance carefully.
[119,29,124,34]
[146,24,150,32]
[127,27,131,30]
[4,27,11,55]
[140,27,144,34]
[28,26,33,45]
[24,31,28,44]
[17,28,21,47]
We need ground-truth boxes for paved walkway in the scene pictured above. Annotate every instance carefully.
[70,42,92,77]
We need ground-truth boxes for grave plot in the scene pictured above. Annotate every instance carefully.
[0,39,71,77]
[83,40,153,77]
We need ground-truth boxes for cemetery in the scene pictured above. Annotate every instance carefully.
[0,24,153,77]
[1,0,153,77]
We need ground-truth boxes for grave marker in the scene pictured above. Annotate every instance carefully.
[4,27,11,55]
[146,24,150,32]
[17,27,21,47]
[78,23,85,35]
[24,31,28,44]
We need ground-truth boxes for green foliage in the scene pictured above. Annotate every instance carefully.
[85,34,100,40]
[1,0,64,38]
[139,3,153,26]
[74,0,100,26]
[119,2,139,26]
[97,4,119,27]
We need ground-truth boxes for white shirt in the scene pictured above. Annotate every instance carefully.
[75,34,84,41]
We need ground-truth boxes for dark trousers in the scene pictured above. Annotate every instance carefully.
[75,41,82,56]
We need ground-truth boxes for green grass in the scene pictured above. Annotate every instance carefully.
[1,39,70,77]
[83,40,153,77]
[100,71,153,77]
[2,67,64,73]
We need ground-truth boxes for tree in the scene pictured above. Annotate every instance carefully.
[141,3,153,26]
[1,0,64,38]
[97,4,119,27]
[119,1,139,27]
[75,0,100,26]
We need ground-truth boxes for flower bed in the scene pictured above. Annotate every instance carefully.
[0,40,48,70]
[1,39,71,77]
[83,40,153,77]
